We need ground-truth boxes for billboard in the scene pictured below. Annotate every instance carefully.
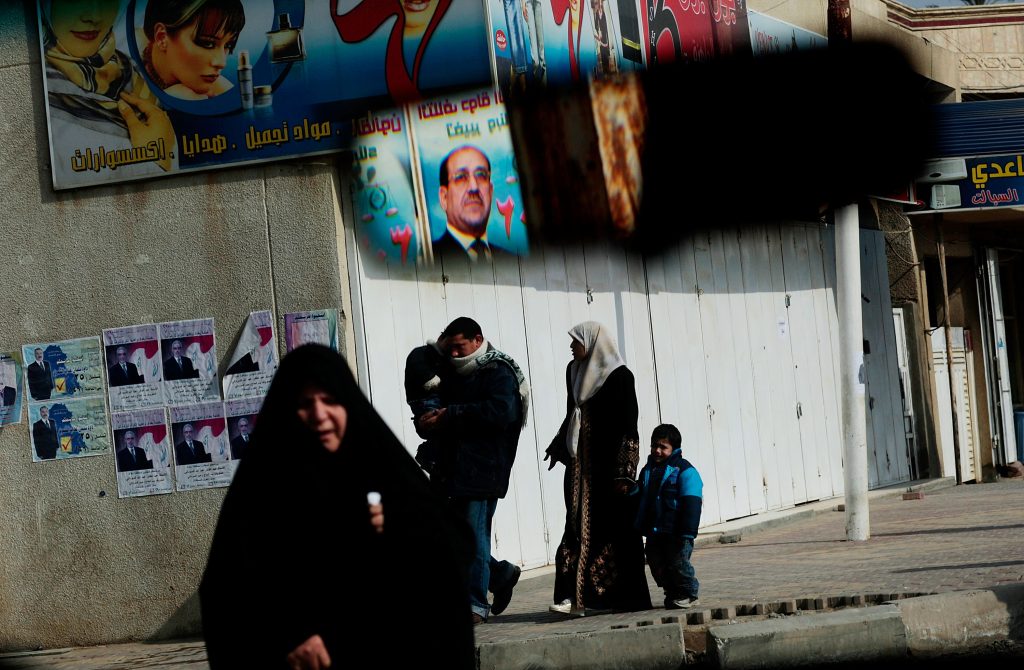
[38,0,491,190]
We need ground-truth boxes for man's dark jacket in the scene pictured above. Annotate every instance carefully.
[429,356,522,499]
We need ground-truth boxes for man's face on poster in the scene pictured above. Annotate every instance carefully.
[35,348,44,364]
[238,418,250,437]
[40,406,49,421]
[183,424,194,441]
[116,347,128,364]
[171,340,183,358]
[439,146,493,238]
[124,431,137,450]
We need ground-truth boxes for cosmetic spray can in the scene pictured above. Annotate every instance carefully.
[238,50,254,110]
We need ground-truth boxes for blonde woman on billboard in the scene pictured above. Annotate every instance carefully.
[142,0,245,100]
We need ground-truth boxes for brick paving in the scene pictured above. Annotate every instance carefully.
[476,478,1024,643]
[2,479,1022,668]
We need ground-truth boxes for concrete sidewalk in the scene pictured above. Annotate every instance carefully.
[2,478,1022,669]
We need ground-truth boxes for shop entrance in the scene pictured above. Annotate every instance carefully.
[977,248,1023,465]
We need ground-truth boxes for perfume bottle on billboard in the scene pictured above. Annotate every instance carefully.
[267,13,305,63]
[237,50,253,109]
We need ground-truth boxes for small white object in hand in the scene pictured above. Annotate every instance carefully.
[367,491,382,506]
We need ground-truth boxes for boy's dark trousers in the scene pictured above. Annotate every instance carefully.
[645,535,699,603]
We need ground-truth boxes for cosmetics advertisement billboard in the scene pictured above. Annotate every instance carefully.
[38,0,491,190]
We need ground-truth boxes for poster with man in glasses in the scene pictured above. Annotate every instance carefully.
[411,87,529,263]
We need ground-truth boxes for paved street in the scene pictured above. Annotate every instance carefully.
[2,478,1022,668]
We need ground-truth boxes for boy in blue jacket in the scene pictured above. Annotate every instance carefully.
[634,424,703,609]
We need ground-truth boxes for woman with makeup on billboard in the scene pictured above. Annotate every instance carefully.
[142,0,245,100]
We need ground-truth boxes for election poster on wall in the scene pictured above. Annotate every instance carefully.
[21,337,106,403]
[170,401,234,491]
[411,87,528,262]
[0,354,24,428]
[223,310,278,401]
[37,0,491,190]
[112,408,174,497]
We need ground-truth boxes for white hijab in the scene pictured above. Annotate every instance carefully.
[566,321,625,457]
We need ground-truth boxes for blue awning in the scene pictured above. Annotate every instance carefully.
[932,98,1024,158]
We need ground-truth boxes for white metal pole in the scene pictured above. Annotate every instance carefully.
[836,203,870,541]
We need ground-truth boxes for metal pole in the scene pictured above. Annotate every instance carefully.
[836,204,870,541]
[828,0,868,541]
[936,220,964,484]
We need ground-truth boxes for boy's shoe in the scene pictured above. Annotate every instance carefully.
[471,613,486,625]
[548,599,572,614]
[666,596,699,610]
[490,565,521,615]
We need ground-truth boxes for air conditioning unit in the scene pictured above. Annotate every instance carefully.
[931,184,961,209]
[917,158,968,183]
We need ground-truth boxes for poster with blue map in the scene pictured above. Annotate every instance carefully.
[28,396,111,463]
[21,337,105,403]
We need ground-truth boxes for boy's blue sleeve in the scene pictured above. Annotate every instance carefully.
[680,467,703,499]
[677,467,703,537]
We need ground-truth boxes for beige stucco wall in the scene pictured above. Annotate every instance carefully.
[0,1,350,652]
[908,22,1024,97]
[881,0,1024,97]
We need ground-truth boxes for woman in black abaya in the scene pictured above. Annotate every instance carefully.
[200,344,474,669]
[544,321,652,616]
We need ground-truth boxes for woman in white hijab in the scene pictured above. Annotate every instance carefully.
[544,321,651,616]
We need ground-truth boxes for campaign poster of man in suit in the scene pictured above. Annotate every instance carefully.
[174,422,213,466]
[26,347,54,400]
[32,405,59,461]
[411,89,529,263]
[432,144,502,262]
[107,346,145,387]
[0,356,21,426]
[229,416,255,460]
[162,339,200,381]
[115,430,154,472]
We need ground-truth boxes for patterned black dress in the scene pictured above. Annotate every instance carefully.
[547,364,652,612]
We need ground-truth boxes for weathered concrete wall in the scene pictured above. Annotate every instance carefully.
[0,1,349,651]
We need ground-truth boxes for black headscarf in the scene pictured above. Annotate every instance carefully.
[200,345,474,669]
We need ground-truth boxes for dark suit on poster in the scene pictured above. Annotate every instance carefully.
[117,446,153,471]
[109,361,144,387]
[430,231,510,262]
[176,438,212,466]
[33,417,59,460]
[164,356,200,381]
[225,353,259,376]
[1,385,15,407]
[27,360,53,400]
[230,433,251,460]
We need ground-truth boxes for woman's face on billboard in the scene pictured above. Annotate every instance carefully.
[49,0,120,58]
[160,19,237,96]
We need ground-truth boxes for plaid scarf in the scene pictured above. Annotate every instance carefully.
[43,21,153,135]
[451,341,530,429]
